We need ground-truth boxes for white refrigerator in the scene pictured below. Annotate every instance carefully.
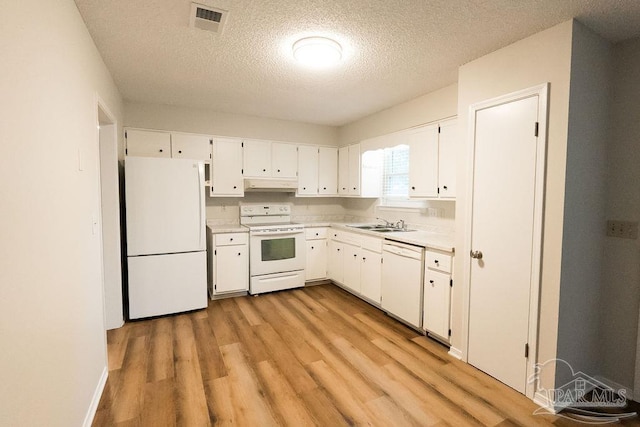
[125,157,207,319]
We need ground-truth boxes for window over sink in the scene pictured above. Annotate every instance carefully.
[379,144,426,209]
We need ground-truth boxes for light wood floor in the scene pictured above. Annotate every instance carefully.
[93,284,637,426]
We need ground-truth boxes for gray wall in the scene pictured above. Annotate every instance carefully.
[600,36,640,391]
[555,21,612,388]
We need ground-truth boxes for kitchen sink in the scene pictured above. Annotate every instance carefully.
[348,224,414,233]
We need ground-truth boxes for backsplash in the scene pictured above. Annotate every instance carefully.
[205,193,455,235]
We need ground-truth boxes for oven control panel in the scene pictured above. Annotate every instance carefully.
[240,204,291,216]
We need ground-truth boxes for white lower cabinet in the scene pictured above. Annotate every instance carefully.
[342,243,361,294]
[423,249,453,340]
[327,228,383,305]
[305,227,328,281]
[360,249,382,303]
[327,240,344,283]
[207,230,249,297]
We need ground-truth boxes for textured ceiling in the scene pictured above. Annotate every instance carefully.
[75,0,640,126]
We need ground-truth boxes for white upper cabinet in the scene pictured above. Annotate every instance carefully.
[408,124,439,198]
[126,129,212,162]
[211,137,244,197]
[125,129,171,158]
[338,146,349,195]
[272,142,298,178]
[437,119,457,198]
[297,145,319,195]
[297,146,338,196]
[318,147,338,195]
[243,140,298,179]
[348,143,361,195]
[171,133,212,162]
[242,139,271,177]
[408,119,457,199]
[338,143,362,196]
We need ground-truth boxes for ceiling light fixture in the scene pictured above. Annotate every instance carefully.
[292,36,342,68]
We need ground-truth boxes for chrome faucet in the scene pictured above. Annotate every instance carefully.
[376,217,394,227]
[396,219,406,230]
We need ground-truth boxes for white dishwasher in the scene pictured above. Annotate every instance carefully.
[381,241,425,329]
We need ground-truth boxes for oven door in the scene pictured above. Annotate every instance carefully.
[249,229,305,277]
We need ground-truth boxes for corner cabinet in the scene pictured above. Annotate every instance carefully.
[210,137,244,197]
[408,118,457,199]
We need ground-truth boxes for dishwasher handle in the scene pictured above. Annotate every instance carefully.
[382,243,423,260]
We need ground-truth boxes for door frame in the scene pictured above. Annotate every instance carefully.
[461,83,549,399]
[95,94,124,330]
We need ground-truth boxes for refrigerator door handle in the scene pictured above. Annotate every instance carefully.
[198,162,205,250]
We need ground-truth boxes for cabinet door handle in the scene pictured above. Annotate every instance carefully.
[178,150,182,154]
[323,187,327,190]
[233,186,237,189]
[411,186,415,190]
[353,254,357,257]
[237,252,241,256]
[362,257,366,261]
[263,168,266,172]
[311,246,314,250]
[443,185,448,190]
[470,250,483,259]
[277,169,281,172]
[159,149,163,152]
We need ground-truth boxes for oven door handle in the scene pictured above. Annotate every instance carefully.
[252,230,304,237]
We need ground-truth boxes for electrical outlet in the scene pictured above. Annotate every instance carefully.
[607,220,638,239]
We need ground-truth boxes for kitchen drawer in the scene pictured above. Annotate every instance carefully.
[425,250,452,273]
[306,227,328,240]
[330,229,360,246]
[360,235,382,253]
[215,232,248,246]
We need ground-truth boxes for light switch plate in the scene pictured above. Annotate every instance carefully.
[606,220,638,239]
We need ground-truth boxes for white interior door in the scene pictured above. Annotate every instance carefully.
[467,94,540,394]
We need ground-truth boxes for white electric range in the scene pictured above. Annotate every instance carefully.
[240,204,306,294]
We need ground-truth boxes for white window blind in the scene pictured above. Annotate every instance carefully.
[380,144,425,208]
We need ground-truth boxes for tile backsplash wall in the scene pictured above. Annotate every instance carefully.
[206,193,455,235]
[205,193,347,225]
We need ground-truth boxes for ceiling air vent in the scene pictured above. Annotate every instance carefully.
[189,3,228,34]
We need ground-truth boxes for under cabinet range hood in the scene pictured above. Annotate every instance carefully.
[244,178,298,192]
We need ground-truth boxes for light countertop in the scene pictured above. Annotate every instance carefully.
[205,222,247,234]
[302,222,455,253]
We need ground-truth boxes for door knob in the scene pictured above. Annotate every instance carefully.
[470,250,483,259]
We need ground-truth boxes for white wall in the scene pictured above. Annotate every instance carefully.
[600,37,640,390]
[338,84,458,146]
[555,21,611,387]
[455,20,574,391]
[0,1,123,425]
[124,101,339,151]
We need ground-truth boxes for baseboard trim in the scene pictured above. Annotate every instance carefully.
[594,375,634,402]
[533,390,558,413]
[448,346,463,360]
[83,366,108,427]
